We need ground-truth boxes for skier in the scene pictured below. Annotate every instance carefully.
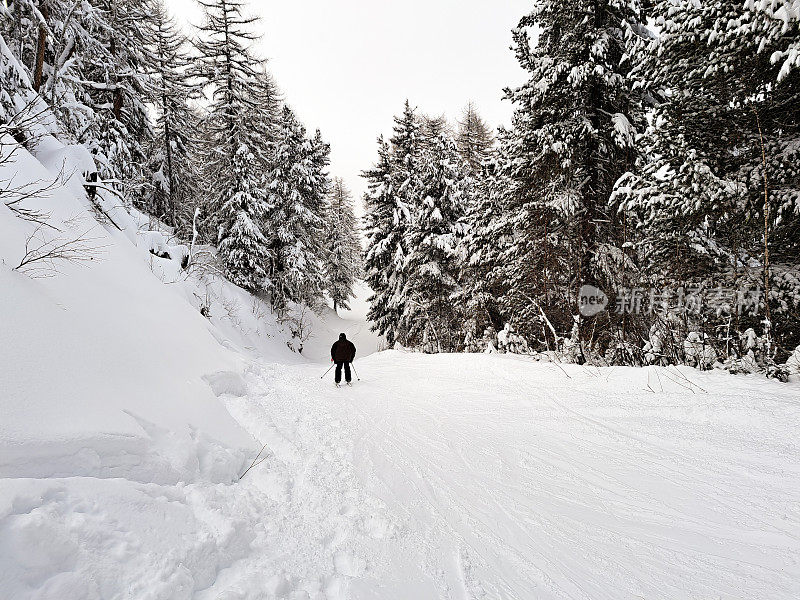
[330,333,357,387]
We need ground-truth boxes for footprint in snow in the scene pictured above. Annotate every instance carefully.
[333,551,366,577]
[324,524,349,550]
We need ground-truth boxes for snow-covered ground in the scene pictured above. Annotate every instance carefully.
[4,349,800,598]
[2,133,800,599]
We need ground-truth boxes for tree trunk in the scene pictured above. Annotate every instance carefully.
[753,108,772,358]
[33,5,50,91]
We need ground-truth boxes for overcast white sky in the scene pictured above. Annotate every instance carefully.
[166,0,530,204]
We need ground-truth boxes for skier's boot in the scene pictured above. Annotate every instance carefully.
[347,382,353,387]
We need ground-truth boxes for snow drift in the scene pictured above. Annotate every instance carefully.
[0,135,263,484]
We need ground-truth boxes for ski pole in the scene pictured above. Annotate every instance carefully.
[351,363,360,381]
[320,363,335,379]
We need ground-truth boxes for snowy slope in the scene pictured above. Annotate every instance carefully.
[213,353,800,599]
[0,138,268,484]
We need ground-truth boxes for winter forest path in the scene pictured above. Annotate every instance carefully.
[301,282,384,363]
[214,350,800,599]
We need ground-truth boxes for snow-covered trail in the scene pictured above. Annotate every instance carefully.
[4,349,799,599]
[214,351,800,599]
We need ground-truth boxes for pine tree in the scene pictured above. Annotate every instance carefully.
[324,178,362,313]
[2,0,153,206]
[362,101,423,346]
[456,102,494,172]
[216,142,271,291]
[145,0,199,230]
[454,103,499,349]
[457,154,508,350]
[498,0,647,356]
[0,2,37,126]
[84,0,156,207]
[26,1,108,145]
[195,0,273,290]
[400,134,468,353]
[418,112,451,149]
[252,64,282,144]
[612,0,800,365]
[265,106,328,310]
[362,136,401,345]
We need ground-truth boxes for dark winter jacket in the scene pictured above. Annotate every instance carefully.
[331,334,356,363]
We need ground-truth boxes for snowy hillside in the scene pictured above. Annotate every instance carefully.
[0,141,257,481]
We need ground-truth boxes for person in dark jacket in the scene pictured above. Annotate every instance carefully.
[331,333,357,385]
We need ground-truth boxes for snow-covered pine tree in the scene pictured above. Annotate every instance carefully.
[2,0,151,205]
[400,133,468,353]
[81,0,155,208]
[456,152,509,351]
[307,127,333,299]
[362,101,423,346]
[498,0,647,357]
[252,64,282,145]
[145,0,199,231]
[265,106,328,310]
[0,2,37,126]
[362,136,401,345]
[21,1,107,144]
[216,142,271,291]
[324,177,362,313]
[453,103,498,349]
[455,102,494,173]
[418,112,451,149]
[194,0,273,291]
[612,0,800,365]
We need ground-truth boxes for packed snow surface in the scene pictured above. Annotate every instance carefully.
[3,350,799,599]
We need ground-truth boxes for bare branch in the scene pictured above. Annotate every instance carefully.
[14,223,107,278]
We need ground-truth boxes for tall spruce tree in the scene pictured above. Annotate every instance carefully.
[324,178,362,313]
[195,0,273,291]
[145,0,199,230]
[498,0,647,357]
[418,112,451,149]
[9,0,154,205]
[456,102,494,172]
[457,153,508,349]
[612,0,800,365]
[362,101,423,346]
[86,0,155,208]
[362,136,401,345]
[265,106,328,310]
[400,134,469,353]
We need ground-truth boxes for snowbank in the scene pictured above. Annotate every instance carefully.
[0,139,258,484]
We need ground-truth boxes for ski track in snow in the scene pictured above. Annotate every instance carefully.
[3,352,800,599]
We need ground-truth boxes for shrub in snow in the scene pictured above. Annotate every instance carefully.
[481,326,498,354]
[497,323,530,355]
[683,332,719,370]
[605,341,642,367]
[786,346,800,375]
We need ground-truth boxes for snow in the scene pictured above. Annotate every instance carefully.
[4,349,799,599]
[0,143,263,483]
[216,354,800,599]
